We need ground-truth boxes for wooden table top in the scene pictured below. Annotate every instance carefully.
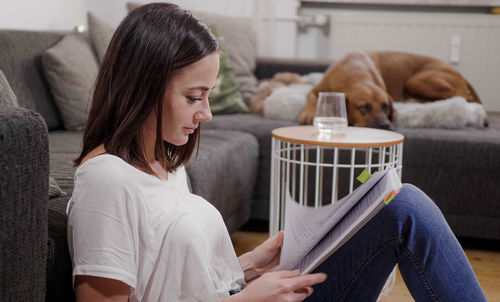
[272,126,404,147]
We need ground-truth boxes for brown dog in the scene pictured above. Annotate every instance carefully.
[298,50,482,129]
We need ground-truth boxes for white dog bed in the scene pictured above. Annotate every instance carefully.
[262,74,487,128]
[263,73,321,121]
[393,97,487,128]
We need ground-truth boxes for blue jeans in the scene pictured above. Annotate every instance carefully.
[307,184,487,302]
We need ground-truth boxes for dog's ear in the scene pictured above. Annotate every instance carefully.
[388,96,397,122]
[344,96,354,126]
[465,79,481,103]
[387,95,397,122]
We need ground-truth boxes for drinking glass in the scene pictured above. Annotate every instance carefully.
[313,92,348,134]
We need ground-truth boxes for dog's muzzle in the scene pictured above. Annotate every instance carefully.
[376,119,393,130]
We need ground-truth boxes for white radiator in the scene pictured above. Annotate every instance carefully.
[328,12,500,112]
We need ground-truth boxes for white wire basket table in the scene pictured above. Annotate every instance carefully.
[270,126,404,235]
[270,126,405,299]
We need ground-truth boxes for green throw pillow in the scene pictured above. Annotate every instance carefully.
[209,26,249,114]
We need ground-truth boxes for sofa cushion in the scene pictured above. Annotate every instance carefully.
[47,130,83,204]
[88,12,115,63]
[0,70,18,107]
[42,33,99,130]
[208,25,249,114]
[397,124,500,239]
[0,30,65,130]
[49,176,66,199]
[194,12,258,105]
[48,130,85,155]
[45,130,82,301]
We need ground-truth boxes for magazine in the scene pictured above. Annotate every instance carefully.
[278,167,402,274]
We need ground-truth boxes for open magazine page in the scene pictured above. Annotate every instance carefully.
[299,169,402,274]
[278,168,391,271]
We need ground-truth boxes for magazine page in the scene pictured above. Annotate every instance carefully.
[278,168,391,271]
[299,168,402,273]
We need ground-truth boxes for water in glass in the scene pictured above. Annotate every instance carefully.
[313,116,348,134]
[314,92,348,134]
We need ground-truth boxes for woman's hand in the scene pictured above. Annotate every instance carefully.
[238,231,284,281]
[252,230,284,274]
[235,270,327,302]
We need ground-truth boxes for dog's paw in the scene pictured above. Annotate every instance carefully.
[298,109,315,124]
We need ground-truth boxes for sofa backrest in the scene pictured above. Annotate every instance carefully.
[0,30,65,130]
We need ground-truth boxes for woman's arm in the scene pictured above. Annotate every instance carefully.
[75,275,130,302]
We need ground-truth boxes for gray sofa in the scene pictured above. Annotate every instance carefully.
[1,29,499,302]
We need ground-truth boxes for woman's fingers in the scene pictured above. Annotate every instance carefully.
[289,272,327,291]
[272,269,301,278]
[271,270,327,288]
[276,231,284,247]
[240,270,325,302]
[288,275,324,301]
[262,231,284,249]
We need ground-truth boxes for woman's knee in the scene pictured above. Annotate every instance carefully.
[397,183,430,203]
[386,183,447,232]
[393,183,437,209]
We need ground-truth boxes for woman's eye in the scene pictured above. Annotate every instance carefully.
[188,96,202,102]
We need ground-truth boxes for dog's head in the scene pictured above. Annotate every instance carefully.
[345,83,396,130]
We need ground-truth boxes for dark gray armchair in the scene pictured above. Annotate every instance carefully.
[0,105,49,302]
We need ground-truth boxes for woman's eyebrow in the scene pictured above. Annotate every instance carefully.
[186,85,216,91]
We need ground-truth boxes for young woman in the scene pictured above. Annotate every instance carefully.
[68,3,487,302]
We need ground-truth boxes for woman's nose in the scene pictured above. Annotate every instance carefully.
[195,103,212,122]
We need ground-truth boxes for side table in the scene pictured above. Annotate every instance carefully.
[270,126,404,235]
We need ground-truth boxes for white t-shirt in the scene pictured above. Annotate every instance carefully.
[66,154,245,301]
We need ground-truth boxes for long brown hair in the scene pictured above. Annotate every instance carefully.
[74,3,218,176]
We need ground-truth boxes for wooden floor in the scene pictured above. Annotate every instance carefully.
[231,230,500,302]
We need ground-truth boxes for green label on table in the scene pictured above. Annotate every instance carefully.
[356,169,372,183]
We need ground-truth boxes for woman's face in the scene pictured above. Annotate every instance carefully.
[148,52,220,146]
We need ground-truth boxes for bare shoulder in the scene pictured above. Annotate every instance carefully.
[80,144,108,166]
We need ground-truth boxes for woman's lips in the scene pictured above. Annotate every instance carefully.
[183,127,195,134]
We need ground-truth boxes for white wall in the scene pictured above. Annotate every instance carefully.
[0,0,87,31]
[0,0,299,58]
[254,0,299,58]
[0,0,255,30]
[85,0,255,28]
